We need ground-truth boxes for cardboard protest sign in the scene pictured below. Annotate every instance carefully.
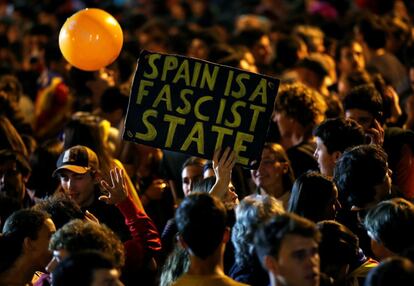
[123,50,279,168]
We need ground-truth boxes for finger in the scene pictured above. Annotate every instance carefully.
[228,151,237,168]
[108,169,116,188]
[220,147,230,165]
[213,148,221,164]
[98,195,110,203]
[100,180,111,191]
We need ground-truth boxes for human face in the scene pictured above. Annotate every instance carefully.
[32,218,56,270]
[251,148,286,193]
[58,169,96,207]
[374,168,393,204]
[223,182,239,210]
[273,112,294,140]
[91,268,124,286]
[345,108,374,131]
[252,35,273,66]
[271,234,320,286]
[324,186,341,220]
[0,160,26,202]
[181,165,203,196]
[314,137,337,177]
[339,42,365,75]
[46,249,70,273]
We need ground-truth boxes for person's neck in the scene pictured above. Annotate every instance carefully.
[0,258,35,286]
[281,130,305,149]
[260,184,285,199]
[187,246,225,276]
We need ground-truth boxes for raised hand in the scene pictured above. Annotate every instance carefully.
[99,167,128,205]
[211,147,237,199]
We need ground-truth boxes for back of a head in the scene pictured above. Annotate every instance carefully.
[49,219,125,268]
[364,257,414,286]
[274,82,327,131]
[287,171,337,222]
[333,144,388,208]
[364,198,414,255]
[100,87,128,115]
[343,84,383,121]
[357,14,387,50]
[0,116,28,157]
[175,193,227,259]
[52,250,117,286]
[254,212,321,263]
[232,194,284,265]
[317,220,359,269]
[313,118,365,154]
[1,209,49,272]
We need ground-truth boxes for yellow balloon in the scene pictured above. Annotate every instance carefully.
[59,8,123,71]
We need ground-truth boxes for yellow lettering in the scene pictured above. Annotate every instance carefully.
[161,56,178,81]
[176,89,193,115]
[211,125,233,150]
[152,84,172,111]
[191,62,202,87]
[224,101,246,128]
[136,80,154,104]
[249,78,267,104]
[172,59,190,86]
[249,104,266,131]
[215,98,226,124]
[164,114,186,147]
[224,70,234,96]
[143,54,161,79]
[194,96,213,122]
[234,132,254,165]
[231,73,250,99]
[200,65,219,91]
[181,122,205,154]
[135,109,158,141]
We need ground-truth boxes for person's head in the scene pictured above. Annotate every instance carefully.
[181,157,206,197]
[235,28,273,66]
[316,220,360,281]
[336,39,365,75]
[337,69,372,100]
[47,219,125,273]
[0,116,28,157]
[334,144,391,209]
[99,87,129,127]
[273,83,326,141]
[52,250,123,286]
[232,194,284,266]
[293,25,325,53]
[0,149,31,203]
[193,176,239,210]
[355,14,387,51]
[0,209,55,273]
[251,143,295,196]
[53,145,100,207]
[364,256,414,286]
[295,56,329,91]
[288,171,341,222]
[255,213,321,286]
[175,192,227,259]
[364,198,414,260]
[313,118,365,176]
[275,35,308,70]
[32,193,84,229]
[343,84,383,130]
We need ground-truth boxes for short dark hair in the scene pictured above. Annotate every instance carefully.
[49,219,125,268]
[333,144,389,208]
[287,171,337,222]
[254,213,321,263]
[357,14,387,50]
[364,198,414,255]
[175,193,227,259]
[343,84,383,120]
[313,118,365,154]
[52,250,116,286]
[181,156,206,172]
[365,257,414,286]
[0,149,31,177]
[0,209,50,272]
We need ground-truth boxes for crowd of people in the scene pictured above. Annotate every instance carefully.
[1,0,414,285]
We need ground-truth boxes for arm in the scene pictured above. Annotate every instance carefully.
[209,147,237,199]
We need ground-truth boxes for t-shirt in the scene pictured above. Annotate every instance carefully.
[172,273,250,286]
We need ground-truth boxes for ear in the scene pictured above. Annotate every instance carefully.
[281,162,289,174]
[264,255,279,274]
[23,237,35,254]
[222,227,230,244]
[92,171,102,184]
[332,151,342,162]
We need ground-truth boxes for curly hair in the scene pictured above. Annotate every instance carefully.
[232,194,284,266]
[274,83,326,134]
[49,219,125,268]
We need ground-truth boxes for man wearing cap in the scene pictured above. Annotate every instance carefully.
[53,145,130,241]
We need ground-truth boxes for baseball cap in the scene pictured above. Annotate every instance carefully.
[53,145,99,176]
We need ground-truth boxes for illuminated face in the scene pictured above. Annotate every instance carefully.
[251,148,286,193]
[268,234,320,286]
[58,170,96,207]
[345,109,374,131]
[339,42,365,75]
[91,268,124,286]
[181,165,203,196]
[252,35,273,66]
[0,160,26,203]
[314,137,337,177]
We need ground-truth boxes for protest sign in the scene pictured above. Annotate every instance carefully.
[123,50,279,167]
